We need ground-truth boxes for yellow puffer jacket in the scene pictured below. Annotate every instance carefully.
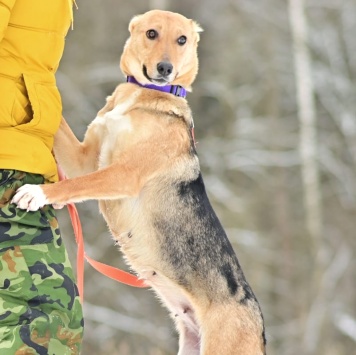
[0,0,73,182]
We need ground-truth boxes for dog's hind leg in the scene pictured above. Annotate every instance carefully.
[176,319,200,355]
[200,303,265,355]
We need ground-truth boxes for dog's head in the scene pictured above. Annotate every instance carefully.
[120,10,203,91]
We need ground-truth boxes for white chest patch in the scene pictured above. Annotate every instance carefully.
[104,104,133,132]
[96,95,136,168]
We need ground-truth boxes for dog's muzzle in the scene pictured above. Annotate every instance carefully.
[143,63,174,85]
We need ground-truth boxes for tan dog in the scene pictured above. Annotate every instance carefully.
[13,10,266,355]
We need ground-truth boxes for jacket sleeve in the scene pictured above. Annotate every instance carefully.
[0,0,16,43]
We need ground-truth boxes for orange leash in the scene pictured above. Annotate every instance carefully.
[58,170,148,303]
[66,202,148,303]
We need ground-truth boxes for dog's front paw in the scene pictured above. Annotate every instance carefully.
[11,184,48,211]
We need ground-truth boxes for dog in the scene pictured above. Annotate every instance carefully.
[12,10,266,354]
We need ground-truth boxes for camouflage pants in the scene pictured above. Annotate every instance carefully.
[0,170,84,355]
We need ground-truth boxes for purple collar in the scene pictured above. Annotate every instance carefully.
[127,76,187,98]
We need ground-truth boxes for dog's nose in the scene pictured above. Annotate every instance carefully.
[157,62,173,77]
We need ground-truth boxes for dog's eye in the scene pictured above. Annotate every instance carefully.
[146,29,158,40]
[177,36,187,46]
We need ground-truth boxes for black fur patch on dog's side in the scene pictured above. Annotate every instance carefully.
[220,262,238,296]
[154,173,255,300]
[239,281,257,305]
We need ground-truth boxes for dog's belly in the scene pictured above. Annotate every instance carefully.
[99,198,141,238]
[98,197,162,267]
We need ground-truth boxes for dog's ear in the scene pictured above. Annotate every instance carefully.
[191,20,203,42]
[192,20,203,34]
[128,14,142,33]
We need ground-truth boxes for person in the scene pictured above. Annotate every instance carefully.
[0,0,84,354]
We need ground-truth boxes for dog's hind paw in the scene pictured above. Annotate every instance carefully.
[11,184,48,211]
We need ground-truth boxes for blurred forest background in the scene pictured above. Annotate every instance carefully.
[56,0,356,354]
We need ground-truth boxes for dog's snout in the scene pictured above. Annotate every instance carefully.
[157,62,173,76]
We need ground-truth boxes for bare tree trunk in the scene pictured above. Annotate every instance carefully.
[288,0,322,248]
[288,1,324,353]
